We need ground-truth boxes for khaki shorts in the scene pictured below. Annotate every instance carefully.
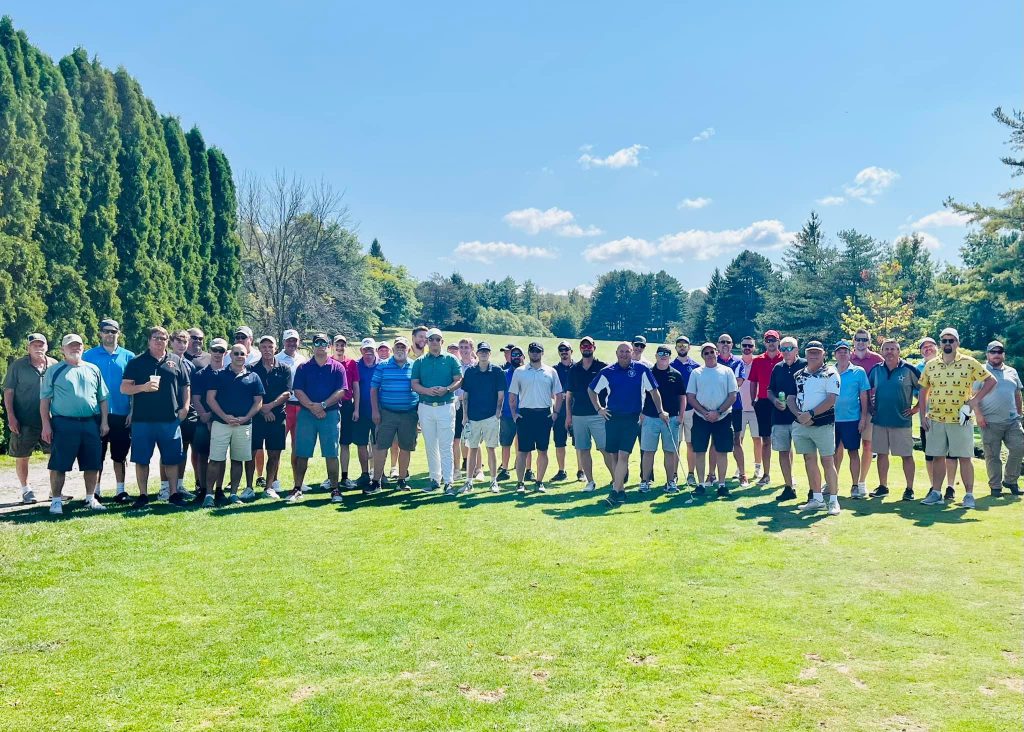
[860,415,874,442]
[792,423,836,457]
[210,421,253,462]
[680,410,694,443]
[738,411,760,439]
[873,425,914,457]
[771,423,794,452]
[925,421,974,459]
[464,416,499,449]
[8,424,48,458]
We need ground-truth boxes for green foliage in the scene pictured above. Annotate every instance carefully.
[712,251,776,340]
[839,260,918,346]
[473,306,553,337]
[207,147,243,332]
[584,270,685,341]
[366,243,420,327]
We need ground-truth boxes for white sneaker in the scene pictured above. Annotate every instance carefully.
[389,467,399,479]
[343,478,356,489]
[202,494,215,508]
[286,488,303,503]
[240,487,256,501]
[962,493,976,509]
[271,480,281,493]
[265,487,280,500]
[21,489,36,504]
[827,499,841,516]
[49,498,62,515]
[739,476,751,488]
[453,469,462,482]
[475,469,485,480]
[490,479,500,493]
[753,464,763,480]
[157,485,171,501]
[921,490,944,505]
[665,480,679,494]
[639,481,651,493]
[583,481,597,492]
[86,495,107,511]
[799,498,826,512]
[320,479,331,491]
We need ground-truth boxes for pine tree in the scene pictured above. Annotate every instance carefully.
[207,146,242,330]
[835,228,881,311]
[162,116,202,323]
[368,237,385,259]
[714,251,776,340]
[701,268,724,341]
[185,127,219,328]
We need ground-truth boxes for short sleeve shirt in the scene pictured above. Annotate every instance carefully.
[919,352,992,424]
[371,357,418,412]
[41,361,109,418]
[83,346,135,416]
[509,364,562,409]
[671,356,700,411]
[718,355,745,409]
[461,364,506,421]
[192,363,227,413]
[410,353,462,405]
[686,364,738,413]
[553,361,574,413]
[251,360,293,419]
[589,361,655,415]
[210,367,265,423]
[644,365,684,418]
[835,365,870,422]
[739,357,756,412]
[793,363,841,426]
[748,351,783,400]
[568,358,607,416]
[851,350,884,379]
[122,351,190,423]
[3,355,58,426]
[336,358,360,402]
[869,360,920,429]
[767,358,807,426]
[276,351,308,404]
[980,364,1022,423]
[293,358,347,411]
[356,357,379,417]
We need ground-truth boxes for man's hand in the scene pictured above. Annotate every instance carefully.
[975,412,987,429]
[126,413,132,427]
[263,411,276,423]
[858,416,867,434]
[565,414,572,430]
[920,414,931,431]
[706,410,719,422]
[372,410,381,426]
[797,411,813,426]
[352,411,360,422]
[227,415,241,426]
[660,411,670,425]
[311,405,327,420]
[199,412,211,425]
[100,420,110,437]
[7,416,19,435]
[146,379,160,393]
[598,406,610,421]
[176,407,188,422]
[41,424,52,443]
[774,397,787,411]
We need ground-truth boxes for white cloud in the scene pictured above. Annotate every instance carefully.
[691,127,716,143]
[558,223,603,237]
[582,236,657,263]
[551,283,596,298]
[453,241,557,264]
[906,209,971,229]
[583,220,795,264]
[677,197,713,210]
[817,196,845,206]
[843,166,899,203]
[578,144,646,169]
[503,207,603,237]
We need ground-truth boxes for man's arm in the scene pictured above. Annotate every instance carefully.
[40,397,52,442]
[494,390,504,420]
[244,395,264,422]
[207,390,229,422]
[647,387,668,421]
[177,385,191,421]
[4,388,19,434]
[370,386,382,425]
[509,392,520,420]
[719,391,738,413]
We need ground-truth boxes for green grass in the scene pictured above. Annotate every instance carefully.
[2,358,1022,730]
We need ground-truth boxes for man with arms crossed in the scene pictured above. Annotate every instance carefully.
[249,336,293,499]
[788,341,842,516]
[868,339,921,501]
[460,342,505,494]
[566,336,611,492]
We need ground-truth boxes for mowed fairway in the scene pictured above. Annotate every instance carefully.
[1,339,1022,730]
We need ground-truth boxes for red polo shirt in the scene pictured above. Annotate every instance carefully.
[747,351,783,400]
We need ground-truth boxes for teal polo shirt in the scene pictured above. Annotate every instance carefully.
[410,352,462,405]
[41,361,109,418]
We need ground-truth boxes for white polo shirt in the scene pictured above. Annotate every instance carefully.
[509,363,562,409]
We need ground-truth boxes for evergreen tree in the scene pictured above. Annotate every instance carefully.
[162,116,202,323]
[700,268,723,342]
[185,127,219,326]
[835,228,881,310]
[368,237,384,259]
[0,22,44,241]
[713,251,775,340]
[207,146,243,329]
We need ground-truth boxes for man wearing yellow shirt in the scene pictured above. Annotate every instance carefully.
[918,327,996,508]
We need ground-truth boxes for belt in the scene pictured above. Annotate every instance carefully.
[420,401,454,407]
[520,407,550,413]
[53,414,99,422]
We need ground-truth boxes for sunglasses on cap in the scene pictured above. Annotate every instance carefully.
[989,348,1004,354]
[940,338,956,344]
[780,346,796,352]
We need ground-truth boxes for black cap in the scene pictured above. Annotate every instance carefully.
[476,341,492,352]
[500,343,516,352]
[805,340,825,352]
[312,332,330,345]
[528,342,544,352]
[632,335,647,346]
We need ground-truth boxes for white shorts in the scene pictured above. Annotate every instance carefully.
[210,421,253,462]
[464,416,500,449]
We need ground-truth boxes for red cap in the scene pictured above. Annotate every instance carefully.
[763,329,781,339]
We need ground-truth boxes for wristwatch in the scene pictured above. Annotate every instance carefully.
[320,401,327,410]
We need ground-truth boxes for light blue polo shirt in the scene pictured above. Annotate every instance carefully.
[83,345,135,416]
[835,364,870,422]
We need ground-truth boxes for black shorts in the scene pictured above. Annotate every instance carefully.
[48,416,103,472]
[605,413,641,454]
[252,414,287,451]
[754,399,774,439]
[180,418,197,452]
[730,408,742,435]
[552,409,573,449]
[343,409,374,447]
[691,413,734,453]
[499,416,517,447]
[102,413,132,463]
[193,421,212,455]
[516,409,553,452]
[454,404,465,439]
[339,401,361,446]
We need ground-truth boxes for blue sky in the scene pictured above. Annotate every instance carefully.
[12,1,1022,293]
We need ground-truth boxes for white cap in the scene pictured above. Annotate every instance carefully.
[360,337,376,349]
[939,327,960,342]
[282,329,300,341]
[426,327,443,338]
[61,333,84,347]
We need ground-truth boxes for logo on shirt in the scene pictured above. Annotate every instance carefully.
[627,367,635,377]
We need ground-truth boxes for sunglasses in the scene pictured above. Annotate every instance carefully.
[989,348,1005,354]
[230,350,247,357]
[211,347,226,354]
[701,350,715,356]
[234,334,248,340]
[940,339,956,345]
[189,335,203,341]
[657,352,671,358]
[854,337,869,342]
[558,348,571,353]
[718,340,732,345]
[313,340,329,347]
[780,346,795,352]
[764,337,778,343]
[741,343,754,349]
[427,336,442,342]
[633,344,646,348]
[101,329,119,335]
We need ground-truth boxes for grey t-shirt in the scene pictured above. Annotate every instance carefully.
[686,363,738,413]
[980,364,1022,423]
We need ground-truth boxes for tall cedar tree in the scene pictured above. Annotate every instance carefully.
[207,147,243,331]
[186,127,219,325]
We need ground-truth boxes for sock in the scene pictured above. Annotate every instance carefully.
[20,484,29,491]
[177,478,184,490]
[341,471,348,481]
[813,492,823,501]
[116,482,126,493]
[828,493,838,503]
[857,481,866,490]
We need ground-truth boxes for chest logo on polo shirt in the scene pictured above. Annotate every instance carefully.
[627,367,635,377]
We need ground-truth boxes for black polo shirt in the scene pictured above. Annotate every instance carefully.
[643,365,684,417]
[210,367,265,423]
[768,357,807,426]
[122,351,191,423]
[250,360,293,419]
[567,358,607,417]
[553,360,573,414]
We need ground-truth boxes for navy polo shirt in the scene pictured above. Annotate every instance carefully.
[211,367,265,422]
[589,361,655,415]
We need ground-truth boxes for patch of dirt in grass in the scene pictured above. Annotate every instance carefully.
[998,677,1024,693]
[784,683,820,700]
[804,652,824,662]
[833,663,868,690]
[875,715,929,732]
[458,684,505,703]
[628,653,657,666]
[530,669,549,683]
[798,666,818,680]
[289,685,319,703]
[1002,650,1021,665]
[979,685,996,696]
[196,707,240,729]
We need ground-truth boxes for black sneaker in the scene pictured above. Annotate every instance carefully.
[364,480,383,495]
[807,488,813,503]
[775,486,797,501]
[902,487,914,501]
[716,484,730,498]
[396,478,409,491]
[552,470,568,482]
[576,470,585,481]
[991,486,1003,497]
[1005,481,1022,496]
[524,469,535,482]
[113,491,131,504]
[496,467,510,481]
[168,492,188,507]
[130,495,150,509]
[330,488,345,504]
[357,472,371,488]
[870,485,889,498]
[694,484,707,497]
[192,489,207,504]
[535,482,547,493]
[944,486,955,502]
[515,482,527,494]
[604,491,623,507]
[255,476,266,489]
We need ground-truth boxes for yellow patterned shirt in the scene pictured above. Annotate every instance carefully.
[919,351,991,423]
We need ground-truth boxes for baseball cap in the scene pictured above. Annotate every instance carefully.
[312,333,330,345]
[27,333,47,345]
[764,329,781,339]
[509,345,524,356]
[655,345,672,357]
[500,343,516,352]
[675,335,690,344]
[259,335,277,346]
[393,336,409,347]
[61,334,83,347]
[919,336,936,348]
[987,340,1005,352]
[210,338,229,351]
[360,337,376,349]
[833,339,852,350]
[234,325,253,339]
[579,336,596,347]
[632,335,647,346]
[333,334,347,344]
[282,329,300,341]
[99,318,120,331]
[426,327,443,339]
[557,340,572,350]
[805,340,825,352]
[528,342,544,352]
[939,327,960,341]
[476,341,492,352]
[699,342,717,354]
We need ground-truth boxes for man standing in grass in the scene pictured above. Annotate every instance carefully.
[347,338,378,490]
[509,342,564,494]
[83,320,134,503]
[713,334,749,488]
[590,342,667,506]
[686,342,738,498]
[737,336,763,481]
[454,337,477,481]
[275,329,307,478]
[918,328,996,509]
[161,329,198,502]
[120,327,191,509]
[249,336,293,500]
[370,337,419,492]
[459,342,505,494]
[868,339,921,501]
[40,334,109,515]
[411,328,463,494]
[289,333,348,505]
[831,340,870,498]
[4,334,57,505]
[640,345,684,494]
[551,341,576,482]
[747,330,783,488]
[567,336,611,492]
[332,335,361,490]
[190,338,229,506]
[850,328,884,497]
[207,344,265,504]
[767,336,805,501]
[497,346,525,481]
[979,340,1023,496]
[789,341,841,516]
[671,335,700,485]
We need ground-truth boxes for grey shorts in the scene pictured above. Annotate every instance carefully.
[792,423,836,457]
[572,414,607,451]
[640,416,680,453]
[771,423,794,452]
[924,421,974,459]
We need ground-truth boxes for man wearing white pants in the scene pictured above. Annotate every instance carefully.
[411,328,463,494]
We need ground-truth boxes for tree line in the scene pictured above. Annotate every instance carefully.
[0,16,242,365]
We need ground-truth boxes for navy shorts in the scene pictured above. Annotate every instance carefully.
[605,413,641,454]
[454,404,465,439]
[552,409,573,449]
[691,414,734,454]
[499,417,517,447]
[516,409,553,452]
[130,421,183,465]
[730,408,742,435]
[754,399,774,438]
[48,416,103,472]
[835,420,862,451]
[193,421,212,455]
[180,418,197,452]
[102,413,132,464]
[343,409,374,447]
[252,414,287,451]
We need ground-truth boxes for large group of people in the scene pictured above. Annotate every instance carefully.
[4,319,1022,517]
